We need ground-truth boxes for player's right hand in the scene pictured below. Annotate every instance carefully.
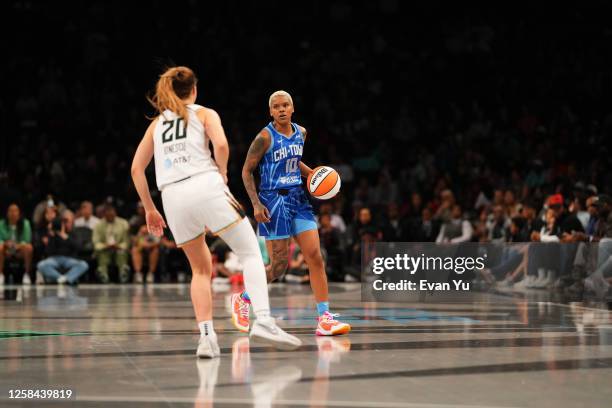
[254,203,271,223]
[146,209,167,237]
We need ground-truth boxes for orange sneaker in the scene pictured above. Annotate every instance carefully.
[316,312,351,336]
[231,292,250,333]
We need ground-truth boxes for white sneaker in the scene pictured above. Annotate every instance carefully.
[585,275,610,299]
[532,270,555,289]
[22,273,31,285]
[0,273,4,286]
[146,272,154,284]
[514,275,534,289]
[528,269,547,288]
[134,272,143,284]
[196,336,221,359]
[250,317,302,350]
[57,275,68,284]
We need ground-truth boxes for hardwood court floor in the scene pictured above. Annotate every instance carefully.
[1,283,611,407]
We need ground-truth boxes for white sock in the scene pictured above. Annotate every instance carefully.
[255,310,271,322]
[219,218,271,317]
[198,320,216,339]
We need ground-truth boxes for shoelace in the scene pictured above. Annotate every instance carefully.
[320,312,340,323]
[239,301,249,319]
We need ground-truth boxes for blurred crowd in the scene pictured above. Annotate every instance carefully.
[1,2,611,297]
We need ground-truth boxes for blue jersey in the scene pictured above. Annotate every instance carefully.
[258,122,304,191]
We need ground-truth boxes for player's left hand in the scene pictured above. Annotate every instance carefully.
[146,210,167,237]
[220,170,228,184]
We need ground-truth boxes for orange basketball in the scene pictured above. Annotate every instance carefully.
[306,166,341,200]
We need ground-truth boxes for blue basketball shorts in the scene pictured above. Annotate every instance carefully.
[258,187,318,240]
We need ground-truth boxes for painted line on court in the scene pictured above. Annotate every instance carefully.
[17,394,518,408]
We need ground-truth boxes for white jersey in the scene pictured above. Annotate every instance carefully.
[153,104,219,190]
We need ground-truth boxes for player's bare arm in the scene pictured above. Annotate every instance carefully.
[197,108,229,183]
[242,129,271,223]
[298,126,313,177]
[130,118,167,237]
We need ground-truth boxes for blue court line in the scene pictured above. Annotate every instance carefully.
[270,307,480,324]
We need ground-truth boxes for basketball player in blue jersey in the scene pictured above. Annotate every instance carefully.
[233,90,351,336]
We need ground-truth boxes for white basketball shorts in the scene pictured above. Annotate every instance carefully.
[161,171,245,245]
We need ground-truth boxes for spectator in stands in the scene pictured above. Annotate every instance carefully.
[436,205,473,243]
[93,205,130,283]
[504,190,520,217]
[492,189,504,207]
[285,238,309,284]
[37,210,88,285]
[32,205,59,275]
[509,216,530,242]
[410,192,424,218]
[473,207,490,242]
[412,206,436,242]
[434,189,456,223]
[159,229,187,283]
[584,195,612,297]
[0,203,33,285]
[380,203,408,241]
[318,203,346,234]
[528,205,575,288]
[74,200,100,231]
[532,208,559,243]
[131,224,160,283]
[350,207,381,247]
[522,198,544,236]
[128,201,146,234]
[585,195,599,238]
[569,195,590,231]
[72,201,98,264]
[31,195,66,227]
[592,195,612,242]
[546,194,585,243]
[487,204,510,243]
[347,208,382,277]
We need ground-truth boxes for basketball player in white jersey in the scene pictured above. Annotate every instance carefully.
[131,66,301,358]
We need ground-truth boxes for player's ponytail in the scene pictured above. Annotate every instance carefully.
[148,66,197,123]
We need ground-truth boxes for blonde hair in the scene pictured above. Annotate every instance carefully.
[268,90,293,108]
[148,66,197,123]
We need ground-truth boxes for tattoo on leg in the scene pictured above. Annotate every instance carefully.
[269,246,288,282]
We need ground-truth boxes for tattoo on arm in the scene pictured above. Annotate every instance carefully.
[242,132,269,207]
